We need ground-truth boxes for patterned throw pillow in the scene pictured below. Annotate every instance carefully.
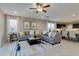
[19,32,24,36]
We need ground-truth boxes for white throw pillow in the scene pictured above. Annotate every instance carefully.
[48,32,52,38]
[51,32,56,38]
[43,31,48,35]
[30,31,34,36]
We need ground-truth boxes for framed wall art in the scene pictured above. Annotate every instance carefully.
[23,21,30,30]
[31,22,37,30]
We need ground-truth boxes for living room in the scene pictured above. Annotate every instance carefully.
[1,3,79,56]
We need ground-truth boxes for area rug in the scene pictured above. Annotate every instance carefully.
[0,41,53,56]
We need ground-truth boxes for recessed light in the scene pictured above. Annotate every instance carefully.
[14,11,17,13]
[77,17,79,19]
[72,14,76,17]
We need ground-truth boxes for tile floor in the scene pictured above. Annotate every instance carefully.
[0,40,79,56]
[33,40,79,56]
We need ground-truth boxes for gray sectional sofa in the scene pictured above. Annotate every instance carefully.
[41,32,62,45]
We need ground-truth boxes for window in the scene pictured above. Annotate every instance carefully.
[48,23,55,32]
[8,19,18,33]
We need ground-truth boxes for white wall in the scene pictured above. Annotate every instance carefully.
[0,10,5,46]
[19,17,48,32]
[66,24,72,30]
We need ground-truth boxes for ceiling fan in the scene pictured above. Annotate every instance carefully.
[29,3,50,13]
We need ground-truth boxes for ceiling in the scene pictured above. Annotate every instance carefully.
[0,3,79,23]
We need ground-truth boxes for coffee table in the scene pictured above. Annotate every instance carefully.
[27,37,42,45]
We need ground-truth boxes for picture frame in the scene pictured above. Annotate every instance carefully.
[23,21,30,30]
[31,22,37,30]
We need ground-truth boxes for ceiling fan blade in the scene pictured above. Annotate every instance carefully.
[42,10,47,12]
[36,3,40,5]
[29,8,37,9]
[36,3,43,6]
[43,5,50,8]
[36,11,38,13]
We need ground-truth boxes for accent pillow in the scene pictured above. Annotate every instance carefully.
[48,32,52,38]
[19,32,24,36]
[51,32,56,38]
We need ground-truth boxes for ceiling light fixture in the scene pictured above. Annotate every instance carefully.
[29,3,50,13]
[72,14,76,17]
[14,11,17,13]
